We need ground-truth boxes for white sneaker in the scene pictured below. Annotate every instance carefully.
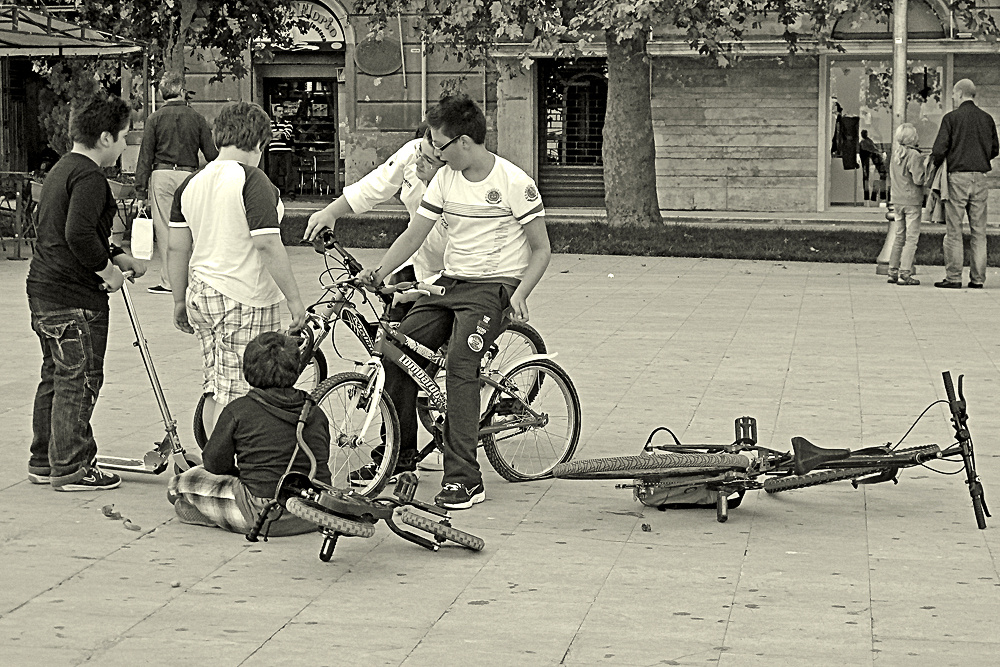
[417,449,444,471]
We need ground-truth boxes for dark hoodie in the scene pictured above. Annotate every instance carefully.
[203,387,331,499]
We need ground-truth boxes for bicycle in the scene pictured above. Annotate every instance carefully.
[306,269,581,497]
[246,402,484,562]
[552,371,988,528]
[192,232,547,449]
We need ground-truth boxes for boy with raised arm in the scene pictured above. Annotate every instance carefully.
[356,94,551,509]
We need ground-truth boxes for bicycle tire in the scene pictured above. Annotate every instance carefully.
[763,467,882,493]
[397,509,485,550]
[483,359,581,481]
[295,349,328,392]
[552,452,751,481]
[312,372,400,497]
[285,497,375,537]
[416,322,546,435]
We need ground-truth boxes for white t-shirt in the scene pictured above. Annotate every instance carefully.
[417,154,544,281]
[169,160,285,307]
[342,138,445,281]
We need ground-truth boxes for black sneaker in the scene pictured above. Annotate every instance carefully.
[53,467,121,491]
[348,462,418,487]
[27,472,51,485]
[147,285,172,294]
[434,482,485,510]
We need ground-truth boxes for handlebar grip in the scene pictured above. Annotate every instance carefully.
[943,371,957,403]
[420,283,445,296]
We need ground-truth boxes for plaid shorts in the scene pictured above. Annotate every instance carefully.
[186,277,281,406]
[167,465,256,533]
[168,466,318,536]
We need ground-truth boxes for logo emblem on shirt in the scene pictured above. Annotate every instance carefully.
[525,185,539,202]
[485,188,502,205]
[468,333,484,352]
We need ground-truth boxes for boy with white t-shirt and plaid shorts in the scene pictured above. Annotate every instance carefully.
[167,101,307,434]
[357,95,552,510]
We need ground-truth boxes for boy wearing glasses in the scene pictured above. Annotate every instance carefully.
[358,94,551,509]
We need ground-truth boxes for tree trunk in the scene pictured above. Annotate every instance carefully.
[603,29,661,226]
[166,0,199,84]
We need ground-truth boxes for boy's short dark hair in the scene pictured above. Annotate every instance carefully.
[69,93,131,149]
[213,101,272,152]
[426,94,486,144]
[243,332,301,389]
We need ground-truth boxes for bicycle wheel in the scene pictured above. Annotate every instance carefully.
[763,467,882,493]
[416,322,547,435]
[295,349,328,392]
[397,509,485,550]
[552,452,751,481]
[312,372,400,497]
[482,358,581,481]
[285,497,375,537]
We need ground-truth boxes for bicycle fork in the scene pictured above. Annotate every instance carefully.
[337,360,386,447]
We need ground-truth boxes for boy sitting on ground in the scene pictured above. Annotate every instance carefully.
[168,331,331,536]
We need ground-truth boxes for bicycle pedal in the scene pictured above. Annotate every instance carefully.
[393,471,419,502]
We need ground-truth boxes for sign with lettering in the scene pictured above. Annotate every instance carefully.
[287,1,346,51]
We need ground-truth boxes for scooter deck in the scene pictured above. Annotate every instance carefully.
[97,450,170,475]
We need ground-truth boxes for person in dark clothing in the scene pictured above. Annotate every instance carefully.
[266,103,297,199]
[167,331,331,536]
[931,79,1000,289]
[134,72,219,294]
[26,92,147,491]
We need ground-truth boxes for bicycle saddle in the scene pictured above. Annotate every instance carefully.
[791,436,851,475]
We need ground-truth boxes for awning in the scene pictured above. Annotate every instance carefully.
[0,5,141,57]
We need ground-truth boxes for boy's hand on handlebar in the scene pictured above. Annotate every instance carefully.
[113,254,148,279]
[287,299,307,334]
[304,210,334,242]
[358,267,382,290]
[100,266,126,293]
[173,302,194,334]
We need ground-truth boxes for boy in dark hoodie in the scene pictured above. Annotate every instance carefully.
[168,331,331,535]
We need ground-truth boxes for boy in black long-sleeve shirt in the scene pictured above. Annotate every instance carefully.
[26,92,147,491]
[168,332,331,536]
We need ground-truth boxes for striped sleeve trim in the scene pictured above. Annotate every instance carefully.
[419,200,444,215]
[249,227,281,236]
[514,202,545,222]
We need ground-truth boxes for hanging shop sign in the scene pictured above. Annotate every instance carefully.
[287,0,346,51]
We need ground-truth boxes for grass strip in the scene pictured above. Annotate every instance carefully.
[281,213,998,266]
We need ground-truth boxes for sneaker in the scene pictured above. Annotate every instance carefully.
[897,274,920,286]
[53,466,121,491]
[27,472,50,484]
[417,449,444,471]
[147,285,171,294]
[348,462,417,487]
[886,271,899,284]
[434,482,485,510]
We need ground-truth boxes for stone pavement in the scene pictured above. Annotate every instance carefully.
[1,247,998,666]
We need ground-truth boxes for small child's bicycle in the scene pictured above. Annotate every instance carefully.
[247,403,484,562]
[553,371,988,528]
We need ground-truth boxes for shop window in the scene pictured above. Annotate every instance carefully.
[264,78,341,196]
[539,59,607,166]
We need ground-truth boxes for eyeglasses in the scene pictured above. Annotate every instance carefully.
[430,134,462,153]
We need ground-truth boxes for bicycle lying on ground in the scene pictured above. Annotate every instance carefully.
[298,235,581,496]
[553,371,988,528]
[246,403,484,562]
[193,232,547,454]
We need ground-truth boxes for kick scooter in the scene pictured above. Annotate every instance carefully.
[96,276,199,475]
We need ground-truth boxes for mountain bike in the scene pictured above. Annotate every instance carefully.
[552,372,987,528]
[309,272,581,497]
[192,232,546,449]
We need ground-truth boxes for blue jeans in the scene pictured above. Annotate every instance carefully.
[28,297,110,486]
[889,205,921,274]
[943,171,989,284]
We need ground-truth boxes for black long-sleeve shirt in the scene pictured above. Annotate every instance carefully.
[931,100,999,173]
[135,99,219,198]
[203,387,332,499]
[26,153,124,311]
